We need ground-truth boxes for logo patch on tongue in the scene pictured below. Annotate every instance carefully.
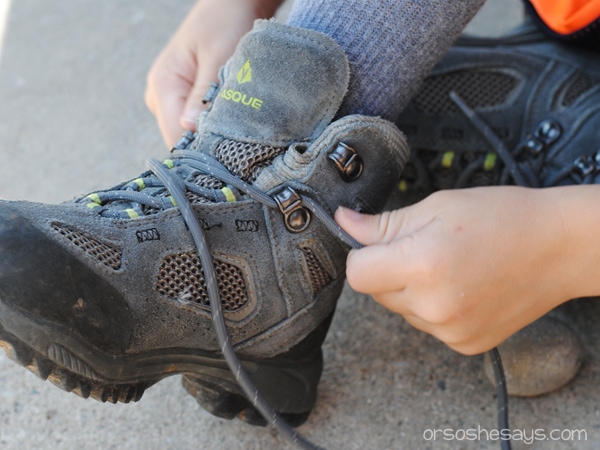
[236,60,253,84]
[219,60,264,110]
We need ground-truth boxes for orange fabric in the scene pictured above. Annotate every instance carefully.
[529,0,600,34]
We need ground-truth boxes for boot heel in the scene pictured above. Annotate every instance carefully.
[182,346,323,427]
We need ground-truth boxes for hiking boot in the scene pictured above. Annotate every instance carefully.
[395,24,598,396]
[396,24,600,196]
[0,20,408,426]
[483,314,583,397]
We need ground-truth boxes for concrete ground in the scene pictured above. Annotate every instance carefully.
[0,1,599,449]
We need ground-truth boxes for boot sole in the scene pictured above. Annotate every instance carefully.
[0,300,328,426]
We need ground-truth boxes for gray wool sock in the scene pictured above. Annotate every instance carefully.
[287,0,486,122]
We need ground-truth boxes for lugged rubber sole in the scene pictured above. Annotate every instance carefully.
[0,306,332,426]
[0,324,155,403]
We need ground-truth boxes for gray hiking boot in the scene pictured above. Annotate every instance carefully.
[0,20,408,426]
[395,25,596,396]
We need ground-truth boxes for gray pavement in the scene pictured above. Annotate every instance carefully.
[0,1,599,449]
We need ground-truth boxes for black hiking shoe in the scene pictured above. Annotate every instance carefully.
[396,24,600,196]
[0,20,408,425]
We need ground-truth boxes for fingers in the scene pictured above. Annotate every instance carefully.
[180,84,210,132]
[180,61,221,132]
[335,206,408,246]
[345,240,409,295]
[145,0,277,147]
[145,62,192,148]
[336,206,415,295]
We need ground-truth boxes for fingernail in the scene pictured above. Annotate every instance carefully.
[337,206,365,221]
[182,107,203,126]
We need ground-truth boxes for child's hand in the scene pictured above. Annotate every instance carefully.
[336,186,583,355]
[145,0,282,147]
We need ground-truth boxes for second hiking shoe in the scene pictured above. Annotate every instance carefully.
[396,25,600,195]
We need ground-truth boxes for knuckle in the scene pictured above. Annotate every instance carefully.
[414,301,453,325]
[145,63,170,91]
[144,88,155,112]
[412,251,445,282]
[145,66,159,88]
[345,256,367,293]
[412,290,461,326]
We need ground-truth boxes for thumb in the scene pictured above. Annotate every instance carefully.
[180,63,219,131]
[335,206,407,246]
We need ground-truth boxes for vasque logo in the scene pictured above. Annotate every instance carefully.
[220,59,264,110]
[220,89,263,110]
[236,60,252,84]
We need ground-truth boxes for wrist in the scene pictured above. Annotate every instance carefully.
[541,185,600,301]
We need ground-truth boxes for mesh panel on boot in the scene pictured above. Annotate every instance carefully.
[174,139,286,206]
[52,224,122,270]
[299,245,332,294]
[156,252,249,312]
[213,139,285,183]
[412,70,519,114]
[184,175,225,206]
[562,71,600,107]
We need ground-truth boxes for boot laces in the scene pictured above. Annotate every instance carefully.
[406,91,599,192]
[78,128,511,450]
[79,131,361,449]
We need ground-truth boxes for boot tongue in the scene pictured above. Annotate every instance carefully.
[200,20,350,149]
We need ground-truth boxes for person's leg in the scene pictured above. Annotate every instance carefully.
[288,0,486,121]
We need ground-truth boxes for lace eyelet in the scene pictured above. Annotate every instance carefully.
[328,142,364,182]
[273,187,311,233]
[573,155,595,176]
[534,119,562,145]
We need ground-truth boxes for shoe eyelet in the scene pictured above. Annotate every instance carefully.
[328,142,364,182]
[274,187,311,233]
[522,135,545,155]
[573,155,595,176]
[535,119,562,145]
